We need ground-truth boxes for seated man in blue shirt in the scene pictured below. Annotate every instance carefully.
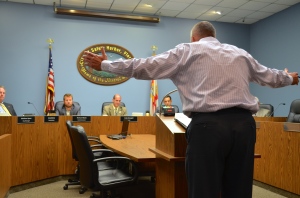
[55,93,81,115]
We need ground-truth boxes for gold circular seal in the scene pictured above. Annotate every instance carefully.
[77,44,134,85]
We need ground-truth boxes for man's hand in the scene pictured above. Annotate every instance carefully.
[284,68,299,85]
[83,47,107,71]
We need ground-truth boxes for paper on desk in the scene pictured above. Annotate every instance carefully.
[174,113,191,129]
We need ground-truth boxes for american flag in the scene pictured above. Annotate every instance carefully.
[150,79,158,115]
[149,46,159,116]
[44,48,55,114]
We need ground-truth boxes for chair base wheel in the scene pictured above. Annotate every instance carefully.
[79,187,87,194]
[63,185,68,190]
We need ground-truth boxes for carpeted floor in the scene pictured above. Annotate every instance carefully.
[6,177,300,198]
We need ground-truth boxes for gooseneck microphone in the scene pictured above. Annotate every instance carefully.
[268,103,285,117]
[159,89,178,116]
[28,102,41,116]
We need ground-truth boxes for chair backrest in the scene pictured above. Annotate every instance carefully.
[287,99,300,122]
[259,104,274,117]
[69,125,97,189]
[156,105,180,114]
[101,102,126,115]
[66,120,78,161]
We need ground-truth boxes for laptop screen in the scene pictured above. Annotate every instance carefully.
[120,120,129,136]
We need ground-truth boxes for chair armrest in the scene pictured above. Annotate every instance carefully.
[92,149,114,154]
[88,138,102,144]
[90,144,104,149]
[87,135,100,140]
[93,156,139,181]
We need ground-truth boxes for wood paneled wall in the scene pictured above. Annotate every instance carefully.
[0,116,156,187]
[254,121,300,195]
[0,134,11,198]
[1,116,299,196]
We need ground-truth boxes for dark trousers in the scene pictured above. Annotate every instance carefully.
[185,108,256,198]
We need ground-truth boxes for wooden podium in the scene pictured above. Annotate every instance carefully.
[150,115,188,198]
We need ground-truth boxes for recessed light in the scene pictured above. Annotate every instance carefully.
[215,11,221,15]
[145,4,153,8]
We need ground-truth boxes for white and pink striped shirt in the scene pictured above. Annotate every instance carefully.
[102,37,292,117]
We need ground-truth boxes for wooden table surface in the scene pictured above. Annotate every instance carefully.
[99,134,156,162]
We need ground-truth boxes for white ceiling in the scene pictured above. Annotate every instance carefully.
[3,0,300,24]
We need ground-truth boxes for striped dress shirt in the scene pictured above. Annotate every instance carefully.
[102,37,292,117]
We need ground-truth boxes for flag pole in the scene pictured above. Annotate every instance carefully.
[150,45,158,116]
[44,38,55,115]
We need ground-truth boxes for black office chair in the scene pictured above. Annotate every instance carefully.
[101,102,126,115]
[287,99,300,122]
[63,121,112,193]
[259,104,274,117]
[69,125,138,198]
[156,105,180,114]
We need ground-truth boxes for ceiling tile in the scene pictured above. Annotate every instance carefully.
[160,1,190,11]
[86,2,111,10]
[169,0,195,3]
[275,0,300,5]
[247,11,274,19]
[133,6,159,15]
[139,0,166,8]
[239,1,270,11]
[216,15,240,23]
[183,4,212,13]
[156,9,181,17]
[8,0,33,3]
[227,9,256,17]
[7,0,300,24]
[260,4,289,12]
[217,0,249,9]
[207,6,234,15]
[110,5,136,12]
[252,0,277,3]
[61,0,86,8]
[193,0,223,6]
[197,11,223,20]
[112,0,140,5]
[176,12,201,19]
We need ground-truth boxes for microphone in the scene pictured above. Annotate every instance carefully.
[27,102,41,116]
[268,103,285,117]
[159,89,178,116]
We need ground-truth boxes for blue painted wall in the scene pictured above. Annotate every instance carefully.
[0,2,298,116]
[250,3,300,116]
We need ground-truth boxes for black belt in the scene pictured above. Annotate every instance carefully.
[191,107,251,117]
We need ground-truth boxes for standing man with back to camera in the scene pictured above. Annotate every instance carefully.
[83,21,299,198]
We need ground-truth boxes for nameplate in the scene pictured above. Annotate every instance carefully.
[18,116,35,124]
[120,116,137,122]
[44,116,59,123]
[283,122,300,133]
[72,116,91,122]
[256,122,260,129]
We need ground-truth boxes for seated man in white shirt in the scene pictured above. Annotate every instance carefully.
[253,97,271,117]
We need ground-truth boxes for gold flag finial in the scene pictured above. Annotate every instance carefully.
[151,45,158,56]
[47,38,54,49]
